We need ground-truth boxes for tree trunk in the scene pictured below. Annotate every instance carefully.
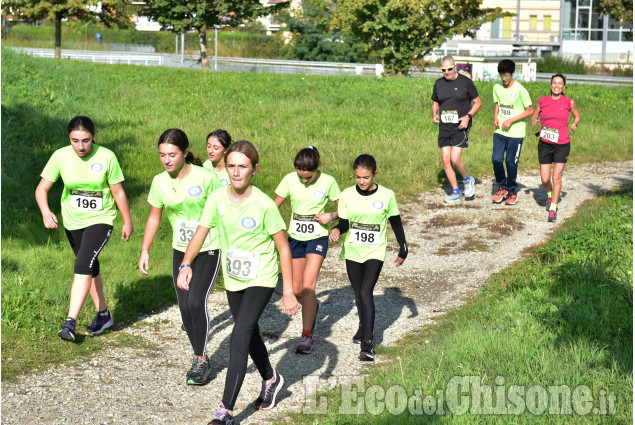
[198,27,209,70]
[54,14,62,59]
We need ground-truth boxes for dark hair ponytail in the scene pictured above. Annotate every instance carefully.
[353,154,377,174]
[67,116,96,137]
[158,128,202,166]
[294,146,320,171]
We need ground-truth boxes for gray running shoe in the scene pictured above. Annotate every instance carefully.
[295,335,313,354]
[258,369,284,410]
[444,192,462,204]
[187,356,214,386]
[463,176,475,198]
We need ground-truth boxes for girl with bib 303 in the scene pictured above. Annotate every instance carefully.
[531,74,581,222]
[202,129,232,187]
[274,146,340,354]
[138,129,222,385]
[35,116,134,342]
[329,154,407,361]
[177,141,300,425]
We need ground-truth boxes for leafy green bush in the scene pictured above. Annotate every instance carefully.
[538,54,589,74]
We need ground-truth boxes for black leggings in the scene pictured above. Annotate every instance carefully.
[172,249,221,357]
[222,286,275,411]
[345,259,384,341]
[65,224,113,277]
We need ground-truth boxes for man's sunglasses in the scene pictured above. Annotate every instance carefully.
[441,65,455,72]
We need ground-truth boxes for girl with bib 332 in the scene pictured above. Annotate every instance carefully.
[329,154,407,361]
[138,129,222,385]
[177,141,300,425]
[35,116,134,342]
[274,146,340,354]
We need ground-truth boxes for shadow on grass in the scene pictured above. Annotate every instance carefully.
[111,274,176,326]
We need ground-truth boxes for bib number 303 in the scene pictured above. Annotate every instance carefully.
[226,250,259,280]
[350,222,381,247]
[70,190,103,211]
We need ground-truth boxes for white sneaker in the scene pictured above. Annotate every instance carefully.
[463,176,475,198]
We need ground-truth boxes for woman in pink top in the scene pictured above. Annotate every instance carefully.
[531,74,581,222]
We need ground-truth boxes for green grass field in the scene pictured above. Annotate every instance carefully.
[1,47,632,382]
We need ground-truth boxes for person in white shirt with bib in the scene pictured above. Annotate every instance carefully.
[36,116,134,342]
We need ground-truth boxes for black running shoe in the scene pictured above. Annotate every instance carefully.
[58,318,76,342]
[359,339,375,361]
[86,310,114,335]
[187,356,214,386]
[352,327,362,344]
[208,402,235,425]
[258,369,284,410]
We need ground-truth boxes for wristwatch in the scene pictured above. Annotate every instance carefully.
[467,113,473,119]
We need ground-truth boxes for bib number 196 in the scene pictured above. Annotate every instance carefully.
[70,190,103,211]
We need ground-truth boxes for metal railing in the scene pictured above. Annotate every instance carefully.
[8,47,633,86]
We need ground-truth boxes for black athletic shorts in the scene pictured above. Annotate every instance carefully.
[438,126,470,148]
[538,140,570,164]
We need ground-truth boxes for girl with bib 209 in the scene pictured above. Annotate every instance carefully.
[177,141,300,425]
[203,129,232,187]
[531,74,581,222]
[35,116,134,342]
[329,154,407,361]
[274,146,340,354]
[138,129,222,385]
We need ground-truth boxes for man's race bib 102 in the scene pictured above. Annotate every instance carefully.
[70,190,103,211]
[540,126,559,143]
[226,249,259,280]
[291,213,320,237]
[499,104,514,118]
[176,221,210,248]
[350,222,381,247]
[440,110,459,124]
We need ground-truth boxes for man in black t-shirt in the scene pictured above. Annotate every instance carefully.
[431,56,482,203]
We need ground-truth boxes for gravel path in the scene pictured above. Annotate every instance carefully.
[2,161,632,425]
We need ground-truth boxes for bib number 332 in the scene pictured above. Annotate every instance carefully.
[70,190,103,211]
[226,250,259,280]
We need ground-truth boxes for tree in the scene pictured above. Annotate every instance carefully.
[335,0,509,76]
[142,0,289,70]
[2,0,133,58]
[277,0,373,63]
[595,0,632,26]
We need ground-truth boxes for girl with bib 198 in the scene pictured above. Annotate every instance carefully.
[531,74,581,222]
[138,129,222,385]
[329,154,407,361]
[274,146,341,354]
[35,116,134,342]
[177,141,300,425]
[202,129,232,187]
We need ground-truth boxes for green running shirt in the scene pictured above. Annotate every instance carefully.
[203,160,230,187]
[40,144,124,231]
[274,172,341,241]
[199,186,286,291]
[338,184,400,263]
[147,165,222,252]
[493,81,532,138]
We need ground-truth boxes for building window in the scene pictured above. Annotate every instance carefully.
[530,15,537,30]
[491,18,501,38]
[544,15,552,30]
[502,16,512,38]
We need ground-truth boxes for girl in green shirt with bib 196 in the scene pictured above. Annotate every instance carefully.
[177,141,300,425]
[35,116,134,342]
[138,129,222,386]
[329,154,408,362]
[274,146,340,355]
